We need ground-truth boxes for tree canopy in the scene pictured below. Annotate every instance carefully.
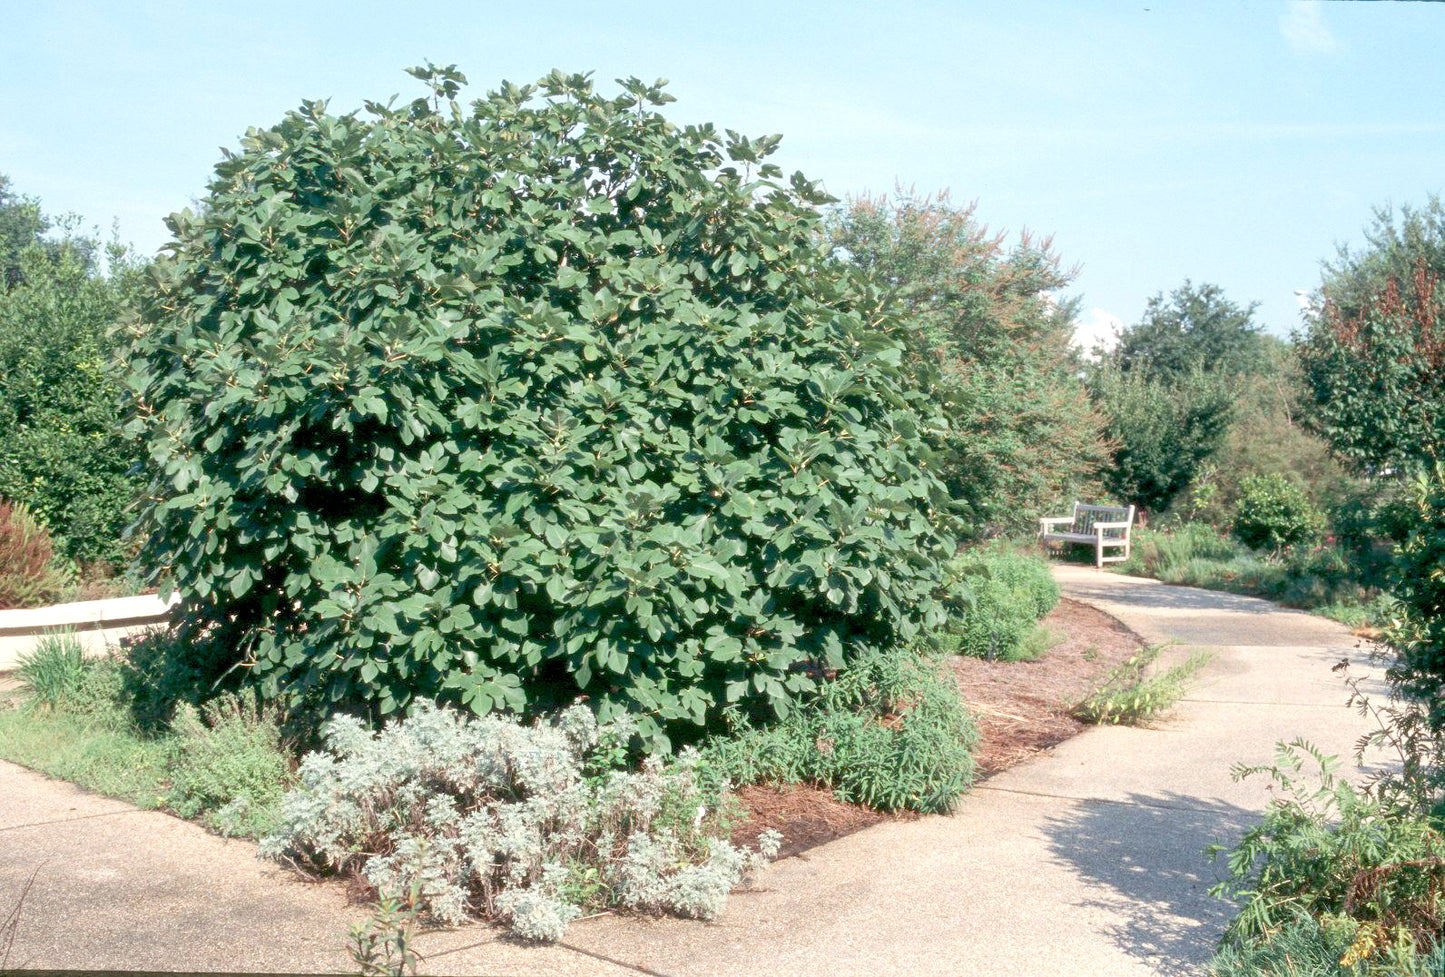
[1297,198,1445,474]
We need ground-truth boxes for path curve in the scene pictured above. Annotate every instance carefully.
[0,567,1387,975]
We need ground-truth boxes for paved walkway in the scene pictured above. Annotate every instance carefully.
[0,568,1386,975]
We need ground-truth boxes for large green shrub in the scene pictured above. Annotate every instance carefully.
[1233,472,1324,552]
[124,68,953,746]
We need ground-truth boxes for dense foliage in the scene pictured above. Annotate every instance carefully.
[1110,280,1265,380]
[0,176,145,569]
[1211,740,1445,973]
[125,68,954,745]
[940,545,1059,660]
[1090,365,1233,513]
[826,191,1108,537]
[1383,463,1445,744]
[1298,199,1445,475]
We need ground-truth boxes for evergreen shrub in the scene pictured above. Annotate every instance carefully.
[124,67,953,745]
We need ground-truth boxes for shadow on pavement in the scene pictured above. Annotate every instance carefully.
[1060,579,1292,617]
[1042,791,1257,976]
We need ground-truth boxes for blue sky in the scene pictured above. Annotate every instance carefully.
[2,0,1441,345]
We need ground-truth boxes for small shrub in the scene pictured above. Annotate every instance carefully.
[1210,740,1445,970]
[260,702,780,942]
[165,688,292,838]
[942,546,1060,660]
[0,501,73,609]
[1233,472,1324,552]
[347,889,422,977]
[702,646,977,813]
[1075,644,1210,725]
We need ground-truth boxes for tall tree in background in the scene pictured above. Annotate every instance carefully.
[0,174,145,567]
[1298,197,1445,475]
[1112,280,1265,379]
[827,190,1110,537]
[1089,280,1255,514]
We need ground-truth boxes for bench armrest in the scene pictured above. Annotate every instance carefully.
[1092,521,1133,531]
[1039,517,1074,530]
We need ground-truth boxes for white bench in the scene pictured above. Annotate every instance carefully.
[1039,502,1136,568]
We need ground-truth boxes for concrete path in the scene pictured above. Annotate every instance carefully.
[0,568,1386,975]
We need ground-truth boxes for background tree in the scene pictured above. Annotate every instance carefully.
[0,174,145,569]
[827,190,1110,537]
[1297,198,1445,475]
[1111,280,1265,379]
[1089,364,1233,514]
[1087,280,1258,514]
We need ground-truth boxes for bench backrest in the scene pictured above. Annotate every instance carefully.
[1071,503,1135,538]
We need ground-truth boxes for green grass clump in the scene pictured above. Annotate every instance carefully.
[1075,644,1211,725]
[942,545,1060,660]
[1209,909,1373,977]
[703,647,977,813]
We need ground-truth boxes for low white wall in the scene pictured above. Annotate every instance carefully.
[0,593,177,672]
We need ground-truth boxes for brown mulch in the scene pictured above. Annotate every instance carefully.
[950,598,1146,777]
[730,598,1146,859]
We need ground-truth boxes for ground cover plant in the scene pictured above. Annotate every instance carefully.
[123,66,954,747]
[701,644,977,813]
[260,701,780,942]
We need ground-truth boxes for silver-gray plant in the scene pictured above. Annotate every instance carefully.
[260,702,780,942]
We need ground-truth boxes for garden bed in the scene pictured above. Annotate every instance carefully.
[730,598,1146,858]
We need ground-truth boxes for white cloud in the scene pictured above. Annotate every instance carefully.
[1281,1,1339,57]
[1073,308,1124,358]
